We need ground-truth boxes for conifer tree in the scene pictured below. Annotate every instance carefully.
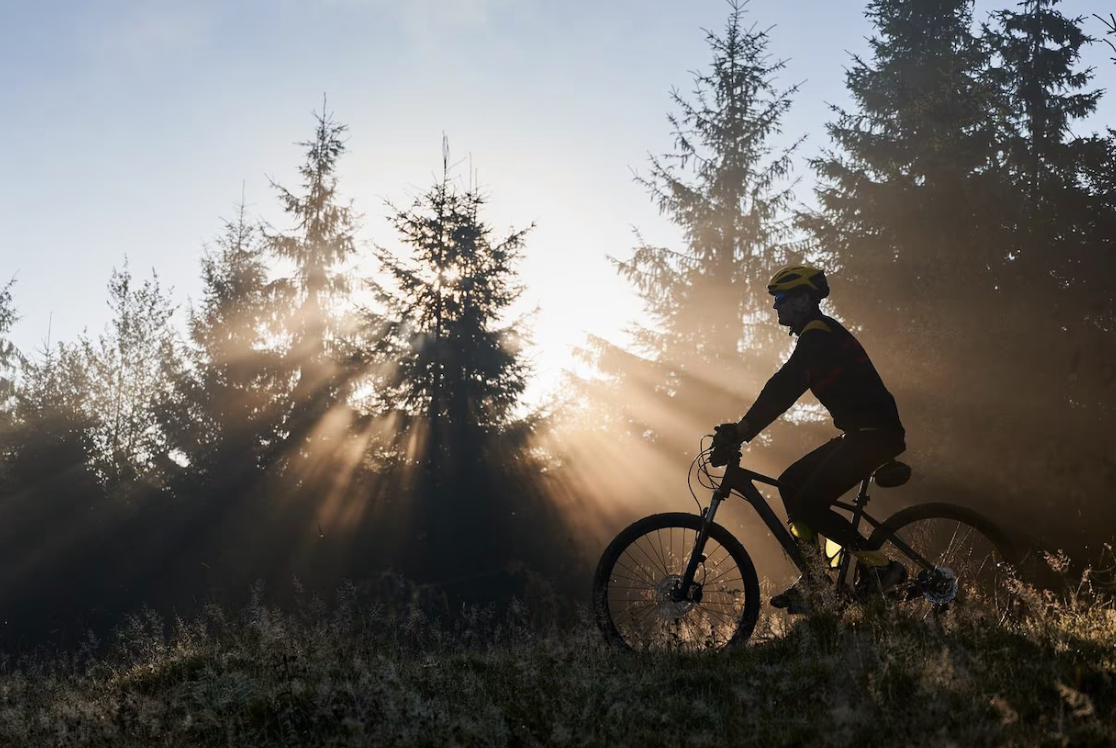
[175,195,282,483]
[983,0,1116,471]
[797,0,1016,530]
[357,142,538,584]
[987,0,1101,209]
[363,149,531,459]
[0,286,104,623]
[622,1,802,358]
[573,0,805,470]
[801,0,1001,315]
[0,279,21,493]
[79,263,185,495]
[799,0,1007,451]
[0,279,20,455]
[1097,12,1116,63]
[261,99,360,472]
[984,0,1115,336]
[803,0,1115,542]
[6,342,100,494]
[0,339,106,636]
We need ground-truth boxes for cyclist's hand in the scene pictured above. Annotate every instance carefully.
[714,422,742,446]
[715,420,754,444]
[710,423,741,467]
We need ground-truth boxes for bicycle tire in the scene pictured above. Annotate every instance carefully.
[593,512,761,652]
[861,502,1018,615]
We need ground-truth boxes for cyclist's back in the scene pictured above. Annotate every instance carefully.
[741,308,903,437]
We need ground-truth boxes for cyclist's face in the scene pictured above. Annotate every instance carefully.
[774,290,811,327]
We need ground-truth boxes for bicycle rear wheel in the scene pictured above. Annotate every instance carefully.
[593,512,760,652]
[861,502,1018,618]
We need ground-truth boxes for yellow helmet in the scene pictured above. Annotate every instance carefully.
[767,264,829,299]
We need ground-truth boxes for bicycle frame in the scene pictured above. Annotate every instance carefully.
[677,448,938,597]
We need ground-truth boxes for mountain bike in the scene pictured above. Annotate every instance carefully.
[592,436,1018,652]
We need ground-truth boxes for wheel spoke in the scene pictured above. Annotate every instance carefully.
[635,605,664,645]
[632,536,668,579]
[618,548,661,585]
[612,560,657,587]
[706,545,731,567]
[693,605,736,624]
[596,515,758,652]
[940,522,974,567]
[702,564,743,587]
[870,512,1013,618]
[654,529,672,572]
[692,605,734,633]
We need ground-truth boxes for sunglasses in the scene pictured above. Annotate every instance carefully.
[773,292,791,307]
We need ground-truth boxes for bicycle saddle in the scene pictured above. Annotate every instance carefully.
[872,460,911,488]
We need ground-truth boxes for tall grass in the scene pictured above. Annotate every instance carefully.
[0,554,1112,747]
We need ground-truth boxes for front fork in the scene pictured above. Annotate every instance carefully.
[675,467,733,601]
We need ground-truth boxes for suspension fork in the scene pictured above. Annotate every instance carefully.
[676,459,735,599]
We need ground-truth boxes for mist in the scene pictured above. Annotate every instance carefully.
[0,0,1113,661]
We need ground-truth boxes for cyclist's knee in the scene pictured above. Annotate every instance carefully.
[778,479,800,510]
[790,521,817,544]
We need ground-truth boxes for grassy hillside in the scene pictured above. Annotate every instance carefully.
[0,560,1113,748]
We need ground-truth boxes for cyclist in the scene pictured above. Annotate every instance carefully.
[715,264,908,613]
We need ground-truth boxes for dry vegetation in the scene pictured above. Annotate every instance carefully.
[0,555,1113,748]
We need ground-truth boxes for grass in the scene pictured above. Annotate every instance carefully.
[0,556,1113,748]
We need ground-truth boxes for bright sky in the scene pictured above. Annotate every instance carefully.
[2,0,1113,405]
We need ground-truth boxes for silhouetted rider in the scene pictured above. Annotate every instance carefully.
[714,264,907,614]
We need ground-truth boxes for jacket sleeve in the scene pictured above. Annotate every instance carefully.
[741,331,823,436]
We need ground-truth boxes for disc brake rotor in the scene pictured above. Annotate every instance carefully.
[655,574,697,618]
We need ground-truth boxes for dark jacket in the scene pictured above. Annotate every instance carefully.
[742,310,903,436]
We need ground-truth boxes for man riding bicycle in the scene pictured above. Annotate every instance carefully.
[714,264,908,614]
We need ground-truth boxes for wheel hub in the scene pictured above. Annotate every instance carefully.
[655,575,699,617]
[919,567,959,605]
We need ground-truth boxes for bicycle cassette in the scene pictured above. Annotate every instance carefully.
[918,567,958,605]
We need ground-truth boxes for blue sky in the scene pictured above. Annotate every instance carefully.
[2,0,1113,402]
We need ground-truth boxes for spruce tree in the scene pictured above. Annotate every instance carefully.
[357,143,537,584]
[803,0,1115,544]
[0,339,108,645]
[621,0,802,359]
[175,195,283,484]
[983,0,1116,536]
[799,0,1002,439]
[1097,12,1116,62]
[570,0,806,480]
[261,99,361,474]
[6,342,99,494]
[987,0,1101,210]
[0,278,17,396]
[801,0,1001,314]
[364,158,531,453]
[984,1,1115,336]
[799,0,1016,530]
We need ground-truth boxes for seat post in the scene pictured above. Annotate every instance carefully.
[853,477,871,508]
[849,478,871,539]
[837,477,873,585]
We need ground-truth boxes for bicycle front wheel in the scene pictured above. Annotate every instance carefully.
[862,502,1017,618]
[592,512,760,652]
